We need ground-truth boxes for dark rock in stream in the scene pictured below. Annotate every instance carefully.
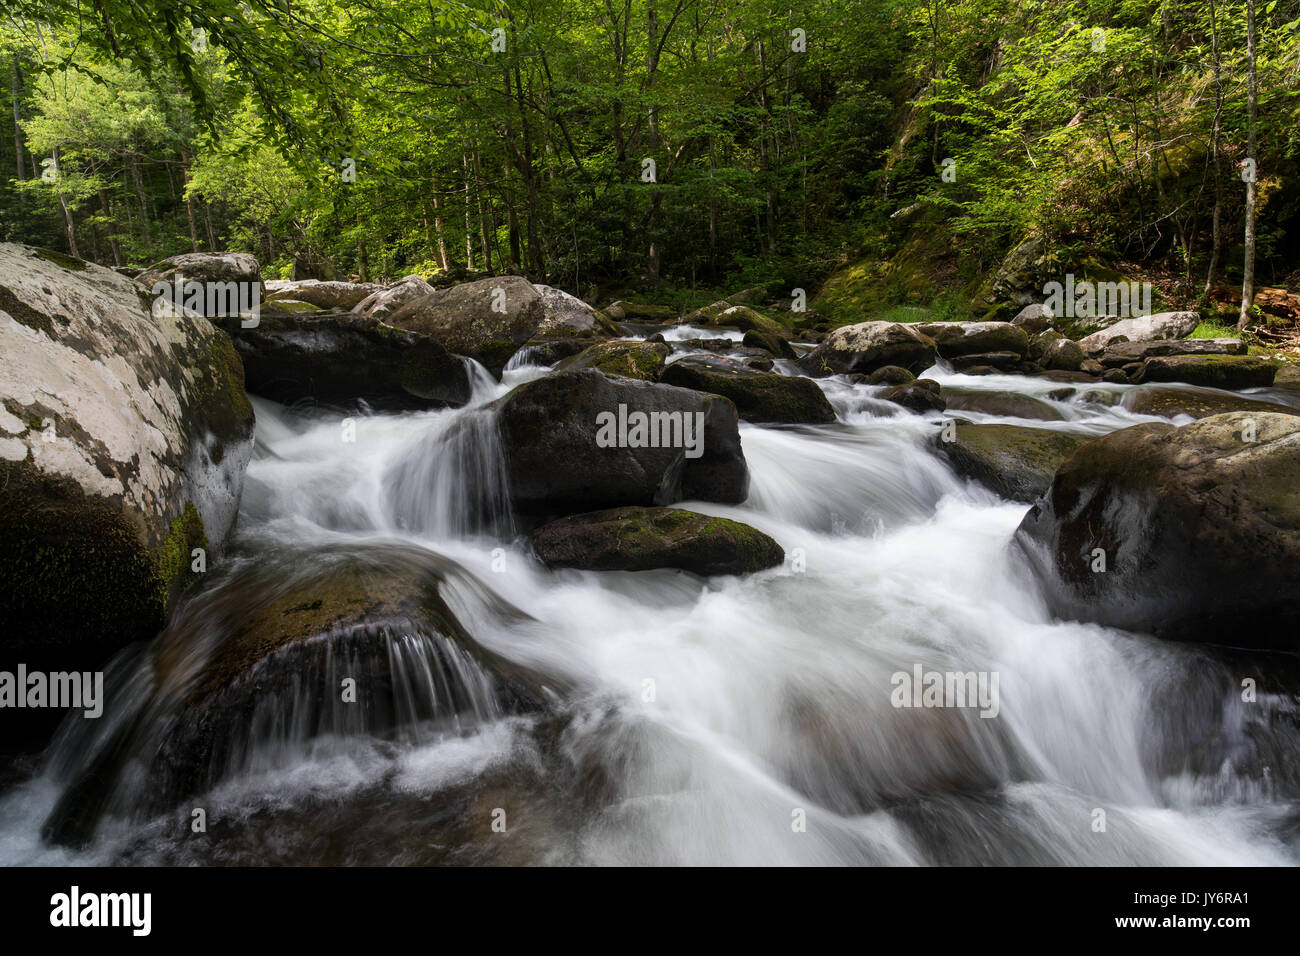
[1015,412,1300,647]
[42,544,553,847]
[492,369,749,515]
[936,422,1089,502]
[660,356,836,424]
[530,506,783,575]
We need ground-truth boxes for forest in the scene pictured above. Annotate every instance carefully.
[2,0,1297,323]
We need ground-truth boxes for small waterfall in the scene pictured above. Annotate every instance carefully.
[382,406,514,538]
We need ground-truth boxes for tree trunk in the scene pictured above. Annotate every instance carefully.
[1203,0,1224,302]
[181,149,200,252]
[11,60,26,182]
[430,187,450,270]
[462,153,475,271]
[1239,0,1258,329]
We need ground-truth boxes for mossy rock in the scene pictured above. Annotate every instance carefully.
[1122,385,1300,420]
[660,356,836,424]
[530,506,784,575]
[556,340,672,381]
[935,422,1089,503]
[1134,355,1277,390]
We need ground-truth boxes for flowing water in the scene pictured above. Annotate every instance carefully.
[3,341,1299,866]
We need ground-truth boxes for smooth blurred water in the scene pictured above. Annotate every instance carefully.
[4,352,1298,866]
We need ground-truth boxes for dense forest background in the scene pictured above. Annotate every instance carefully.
[1,0,1297,322]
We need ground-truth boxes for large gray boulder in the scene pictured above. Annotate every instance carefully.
[1097,337,1246,367]
[0,244,255,683]
[1077,311,1200,354]
[136,252,263,317]
[799,322,938,377]
[352,274,436,320]
[388,275,544,375]
[1015,413,1300,648]
[491,369,749,515]
[533,284,620,337]
[266,278,381,310]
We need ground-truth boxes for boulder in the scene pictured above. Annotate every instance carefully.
[1011,303,1054,334]
[42,543,551,846]
[387,275,544,375]
[136,251,262,296]
[606,300,676,321]
[951,351,1023,371]
[867,366,916,386]
[0,244,255,702]
[530,506,783,575]
[213,311,471,409]
[742,328,797,359]
[351,274,435,320]
[799,322,938,377]
[533,284,621,337]
[914,321,1030,358]
[556,340,671,381]
[266,279,381,310]
[492,369,749,515]
[708,305,785,335]
[1133,355,1278,390]
[1042,338,1085,371]
[1076,311,1200,354]
[1121,385,1300,420]
[884,379,946,413]
[1097,337,1246,367]
[936,422,1089,503]
[659,356,836,424]
[942,389,1065,421]
[1015,413,1300,647]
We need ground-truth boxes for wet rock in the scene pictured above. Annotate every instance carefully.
[530,506,783,575]
[1121,385,1300,420]
[556,340,671,381]
[884,379,946,413]
[0,243,254,730]
[867,365,916,386]
[742,328,797,359]
[213,311,471,409]
[1101,368,1130,384]
[492,369,748,515]
[936,422,1089,503]
[388,275,544,375]
[942,389,1066,421]
[1133,355,1278,390]
[660,356,836,424]
[1016,413,1300,647]
[799,321,938,377]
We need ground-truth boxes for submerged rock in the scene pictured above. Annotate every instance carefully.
[0,244,254,701]
[660,356,836,424]
[492,369,748,515]
[1015,413,1300,647]
[530,506,783,575]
